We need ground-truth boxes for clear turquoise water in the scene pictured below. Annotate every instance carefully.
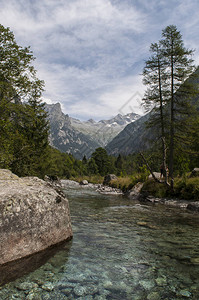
[1,185,199,299]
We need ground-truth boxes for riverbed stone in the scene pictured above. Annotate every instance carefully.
[155,276,167,286]
[147,292,160,300]
[73,285,87,296]
[177,289,192,297]
[0,169,73,265]
[26,292,42,300]
[41,282,55,291]
[15,282,38,291]
[139,279,155,290]
[61,287,72,296]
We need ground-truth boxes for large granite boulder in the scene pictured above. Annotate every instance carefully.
[0,169,73,265]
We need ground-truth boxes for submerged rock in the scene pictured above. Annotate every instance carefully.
[177,290,192,298]
[0,169,73,266]
[15,282,38,291]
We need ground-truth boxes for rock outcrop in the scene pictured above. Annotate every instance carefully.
[0,169,73,265]
[103,174,117,185]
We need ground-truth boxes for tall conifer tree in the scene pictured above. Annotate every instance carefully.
[142,25,196,189]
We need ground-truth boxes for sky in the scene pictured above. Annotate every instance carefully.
[0,0,199,121]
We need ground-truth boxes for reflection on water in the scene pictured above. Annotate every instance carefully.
[0,240,72,287]
[1,184,199,299]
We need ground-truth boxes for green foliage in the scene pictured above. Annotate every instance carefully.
[141,175,199,200]
[91,147,111,176]
[0,24,48,177]
[141,180,169,198]
[174,177,199,200]
[87,158,99,175]
[0,24,44,101]
[142,25,198,188]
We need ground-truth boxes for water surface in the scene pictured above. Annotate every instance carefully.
[1,184,199,299]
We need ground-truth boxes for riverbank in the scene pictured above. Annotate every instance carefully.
[61,178,199,213]
[61,179,123,195]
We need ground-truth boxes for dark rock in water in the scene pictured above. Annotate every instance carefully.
[0,169,73,266]
[103,174,117,185]
[187,202,199,212]
[190,168,199,177]
[80,180,89,185]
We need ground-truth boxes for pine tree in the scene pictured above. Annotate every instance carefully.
[142,25,196,189]
[82,155,88,165]
[142,43,169,184]
[87,158,98,175]
[91,147,111,176]
[160,25,196,188]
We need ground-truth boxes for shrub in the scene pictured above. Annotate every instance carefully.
[175,177,199,200]
[141,180,169,198]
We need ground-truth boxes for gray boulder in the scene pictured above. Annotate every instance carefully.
[80,180,89,185]
[0,169,73,265]
[103,174,117,185]
[128,182,144,199]
[190,168,199,177]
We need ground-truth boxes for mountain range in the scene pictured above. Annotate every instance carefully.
[45,103,140,158]
[70,111,140,146]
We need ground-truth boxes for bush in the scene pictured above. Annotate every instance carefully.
[174,177,199,200]
[141,176,199,200]
[141,180,169,198]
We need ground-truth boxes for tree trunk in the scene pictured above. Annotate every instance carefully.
[161,137,170,186]
[169,48,174,191]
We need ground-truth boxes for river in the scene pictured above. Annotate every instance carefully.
[1,183,199,299]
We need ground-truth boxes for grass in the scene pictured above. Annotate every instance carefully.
[141,176,199,200]
[70,175,104,184]
[109,172,149,193]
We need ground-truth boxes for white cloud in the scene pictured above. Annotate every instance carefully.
[0,0,199,120]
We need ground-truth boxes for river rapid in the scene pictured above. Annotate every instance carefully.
[1,183,199,299]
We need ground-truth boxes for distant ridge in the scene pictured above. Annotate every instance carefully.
[45,103,141,158]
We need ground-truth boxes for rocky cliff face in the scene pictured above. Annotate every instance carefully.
[0,169,73,265]
[45,103,100,159]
